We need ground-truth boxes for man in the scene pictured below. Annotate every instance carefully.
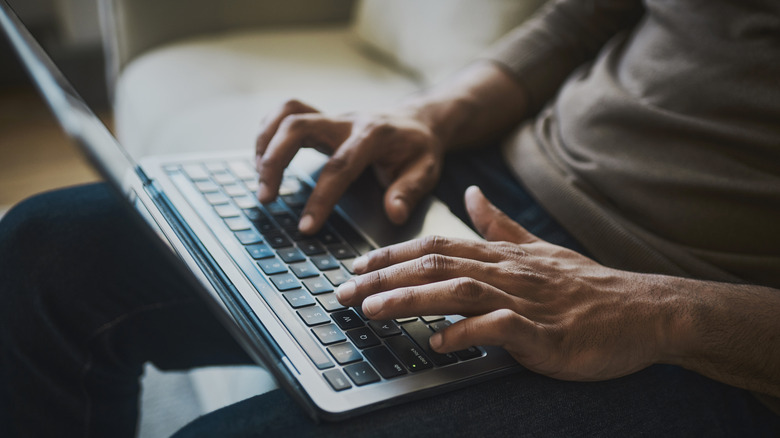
[1,0,779,436]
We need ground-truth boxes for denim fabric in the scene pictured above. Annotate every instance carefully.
[1,148,778,437]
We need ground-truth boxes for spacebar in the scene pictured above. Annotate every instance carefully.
[247,277,334,370]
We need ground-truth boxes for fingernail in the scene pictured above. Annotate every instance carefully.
[352,255,368,273]
[429,333,443,350]
[336,280,355,302]
[299,214,314,232]
[363,295,384,317]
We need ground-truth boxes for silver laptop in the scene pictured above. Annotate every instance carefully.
[1,1,519,421]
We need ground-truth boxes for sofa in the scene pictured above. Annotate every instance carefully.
[98,0,545,433]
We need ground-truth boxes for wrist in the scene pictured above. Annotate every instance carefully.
[644,274,698,367]
[397,93,477,152]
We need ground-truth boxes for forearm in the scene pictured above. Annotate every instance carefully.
[657,275,780,397]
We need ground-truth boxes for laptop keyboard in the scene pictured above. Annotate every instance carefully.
[168,159,483,391]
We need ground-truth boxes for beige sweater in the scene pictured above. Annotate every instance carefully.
[487,0,780,289]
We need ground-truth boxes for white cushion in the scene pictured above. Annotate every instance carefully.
[115,26,421,157]
[352,0,546,84]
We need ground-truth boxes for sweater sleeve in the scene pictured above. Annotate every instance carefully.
[484,0,644,111]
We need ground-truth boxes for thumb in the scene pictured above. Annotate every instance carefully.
[464,186,538,244]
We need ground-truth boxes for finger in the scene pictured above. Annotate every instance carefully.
[352,235,501,274]
[297,133,373,233]
[429,308,538,355]
[338,254,502,305]
[382,155,441,225]
[256,114,348,202]
[255,99,319,158]
[359,278,520,320]
[465,185,539,244]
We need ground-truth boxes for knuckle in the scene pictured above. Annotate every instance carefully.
[420,235,448,254]
[419,253,449,274]
[453,277,483,301]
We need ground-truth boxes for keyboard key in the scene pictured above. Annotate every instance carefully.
[428,320,452,332]
[311,254,339,271]
[243,207,265,221]
[223,184,247,197]
[205,192,230,205]
[363,346,407,378]
[283,289,316,308]
[195,181,220,193]
[183,164,209,181]
[421,315,445,323]
[322,369,351,391]
[270,273,302,291]
[233,195,257,210]
[302,277,334,295]
[279,176,305,196]
[286,230,309,242]
[311,324,346,345]
[281,192,307,207]
[368,320,401,337]
[290,261,319,279]
[455,347,483,361]
[317,293,346,312]
[331,310,365,330]
[273,212,298,231]
[213,172,237,185]
[341,258,356,274]
[344,362,380,386]
[327,243,356,260]
[234,229,262,245]
[315,227,341,245]
[245,243,273,259]
[244,179,259,192]
[215,204,241,218]
[258,257,287,275]
[325,268,350,286]
[346,327,380,349]
[224,217,252,231]
[297,306,331,326]
[254,217,277,233]
[264,231,291,248]
[299,240,326,256]
[395,317,418,324]
[263,200,288,215]
[227,160,257,181]
[402,321,458,366]
[278,247,306,264]
[384,336,433,372]
[353,306,369,320]
[328,343,362,365]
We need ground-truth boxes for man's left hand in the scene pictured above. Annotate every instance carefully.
[336,186,675,381]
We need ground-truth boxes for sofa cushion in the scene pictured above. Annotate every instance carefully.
[352,0,546,84]
[114,26,421,157]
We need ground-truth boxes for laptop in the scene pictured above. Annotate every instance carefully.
[0,1,519,421]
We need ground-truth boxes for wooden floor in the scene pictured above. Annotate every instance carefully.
[0,87,101,211]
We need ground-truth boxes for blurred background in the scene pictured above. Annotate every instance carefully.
[0,0,103,216]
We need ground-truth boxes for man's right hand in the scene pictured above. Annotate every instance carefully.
[255,99,445,234]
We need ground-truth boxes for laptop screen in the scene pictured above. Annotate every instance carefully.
[0,0,142,189]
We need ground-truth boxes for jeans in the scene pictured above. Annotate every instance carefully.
[1,146,778,437]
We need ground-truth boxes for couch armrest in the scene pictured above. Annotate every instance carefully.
[99,0,355,89]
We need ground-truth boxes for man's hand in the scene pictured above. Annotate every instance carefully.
[254,62,531,234]
[336,186,676,381]
[255,100,445,233]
